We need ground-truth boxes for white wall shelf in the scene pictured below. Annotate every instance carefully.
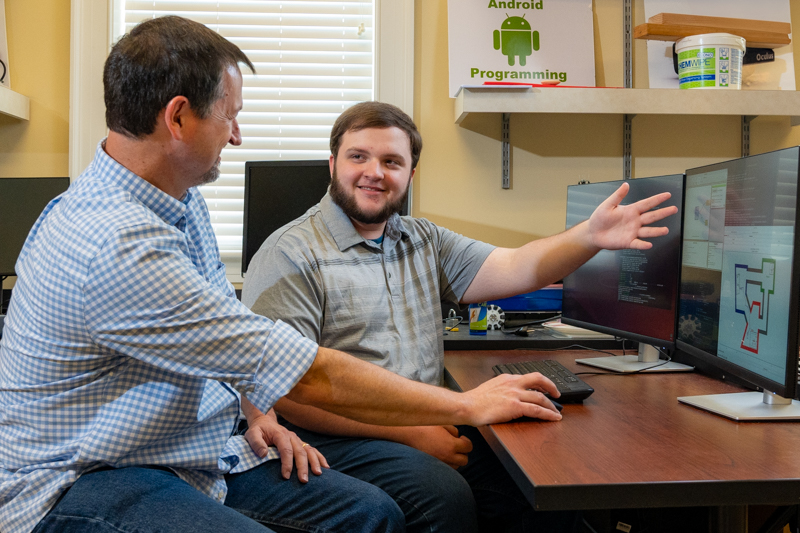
[455,86,800,187]
[0,86,30,121]
[454,87,800,124]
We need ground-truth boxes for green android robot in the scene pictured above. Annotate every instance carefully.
[493,15,539,66]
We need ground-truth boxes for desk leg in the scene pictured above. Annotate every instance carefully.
[712,505,748,533]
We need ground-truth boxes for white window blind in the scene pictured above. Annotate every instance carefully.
[114,0,375,280]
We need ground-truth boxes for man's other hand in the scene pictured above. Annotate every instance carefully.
[401,425,473,469]
[244,409,329,482]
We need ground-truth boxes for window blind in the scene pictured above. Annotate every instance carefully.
[115,0,375,279]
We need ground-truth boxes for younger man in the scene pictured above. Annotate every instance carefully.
[242,101,677,532]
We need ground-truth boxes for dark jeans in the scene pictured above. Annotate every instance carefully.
[282,420,580,533]
[33,462,405,533]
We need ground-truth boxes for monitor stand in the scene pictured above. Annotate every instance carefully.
[575,344,694,373]
[678,390,800,421]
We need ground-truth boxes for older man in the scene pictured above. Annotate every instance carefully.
[0,17,564,533]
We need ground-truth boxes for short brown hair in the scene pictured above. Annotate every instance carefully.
[104,16,255,138]
[329,102,423,169]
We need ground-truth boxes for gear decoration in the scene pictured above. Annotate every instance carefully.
[678,314,701,341]
[486,304,505,330]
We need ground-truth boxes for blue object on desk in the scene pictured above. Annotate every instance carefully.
[488,285,562,312]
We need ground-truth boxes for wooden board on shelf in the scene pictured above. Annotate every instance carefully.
[634,13,791,49]
[634,24,789,49]
[649,13,790,34]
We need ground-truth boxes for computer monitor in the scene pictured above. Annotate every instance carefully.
[675,147,800,420]
[562,174,693,373]
[0,177,70,277]
[242,160,332,276]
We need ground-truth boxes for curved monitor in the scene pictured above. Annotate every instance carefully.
[562,175,690,373]
[676,147,800,419]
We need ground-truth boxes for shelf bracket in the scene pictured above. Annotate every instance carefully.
[502,113,511,189]
[623,114,635,180]
[622,0,633,180]
[742,115,756,157]
[623,0,633,89]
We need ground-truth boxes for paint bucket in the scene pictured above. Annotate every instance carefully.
[675,33,745,89]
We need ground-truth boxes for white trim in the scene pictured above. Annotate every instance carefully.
[69,0,111,179]
[376,0,414,216]
[376,0,414,116]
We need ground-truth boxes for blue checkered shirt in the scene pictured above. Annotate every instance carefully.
[0,142,318,533]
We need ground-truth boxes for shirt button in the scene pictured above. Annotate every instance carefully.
[388,273,392,278]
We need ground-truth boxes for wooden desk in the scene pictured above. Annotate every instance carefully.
[444,349,800,513]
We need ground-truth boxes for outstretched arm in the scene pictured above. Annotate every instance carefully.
[462,182,677,303]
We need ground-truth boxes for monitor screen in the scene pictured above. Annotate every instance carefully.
[677,147,800,402]
[0,177,70,277]
[242,160,332,275]
[562,174,685,349]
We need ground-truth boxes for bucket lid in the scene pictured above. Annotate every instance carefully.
[676,33,746,52]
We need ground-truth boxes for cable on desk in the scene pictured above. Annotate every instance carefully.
[508,339,631,357]
[501,313,563,335]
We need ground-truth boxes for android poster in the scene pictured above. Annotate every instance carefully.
[447,0,595,97]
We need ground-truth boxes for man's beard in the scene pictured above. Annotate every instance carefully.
[198,161,221,187]
[329,166,410,225]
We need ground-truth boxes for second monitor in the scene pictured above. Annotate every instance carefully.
[562,174,692,372]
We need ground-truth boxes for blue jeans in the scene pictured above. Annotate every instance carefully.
[281,420,479,533]
[282,421,580,533]
[33,462,404,533]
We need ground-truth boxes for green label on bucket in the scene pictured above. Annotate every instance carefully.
[678,48,717,89]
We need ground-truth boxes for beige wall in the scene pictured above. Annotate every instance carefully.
[412,0,800,248]
[1,1,800,246]
[0,0,70,178]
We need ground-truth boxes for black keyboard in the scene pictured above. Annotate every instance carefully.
[492,359,594,403]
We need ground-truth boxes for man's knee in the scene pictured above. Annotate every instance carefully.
[365,489,405,533]
[383,450,478,533]
[423,457,475,509]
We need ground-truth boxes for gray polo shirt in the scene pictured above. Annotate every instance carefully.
[241,194,495,386]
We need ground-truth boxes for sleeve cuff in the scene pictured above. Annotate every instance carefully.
[247,320,319,413]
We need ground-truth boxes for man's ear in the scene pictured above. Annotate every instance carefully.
[329,155,335,178]
[163,96,192,141]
